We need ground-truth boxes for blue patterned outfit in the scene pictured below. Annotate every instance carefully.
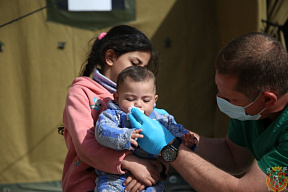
[94,101,189,192]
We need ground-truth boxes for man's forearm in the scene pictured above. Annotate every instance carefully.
[171,144,267,192]
[171,144,238,192]
[195,137,234,172]
[196,136,254,175]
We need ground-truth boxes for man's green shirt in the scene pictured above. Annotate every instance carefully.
[228,105,288,173]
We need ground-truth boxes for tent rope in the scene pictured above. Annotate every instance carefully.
[0,0,61,28]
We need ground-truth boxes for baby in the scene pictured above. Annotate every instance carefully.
[95,66,197,192]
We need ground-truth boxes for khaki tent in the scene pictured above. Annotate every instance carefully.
[0,0,287,191]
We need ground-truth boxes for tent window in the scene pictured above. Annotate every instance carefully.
[46,0,135,30]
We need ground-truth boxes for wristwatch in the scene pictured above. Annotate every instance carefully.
[161,137,182,162]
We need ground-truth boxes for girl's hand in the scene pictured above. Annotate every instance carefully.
[123,175,146,192]
[130,129,143,150]
[122,155,162,186]
[182,132,198,151]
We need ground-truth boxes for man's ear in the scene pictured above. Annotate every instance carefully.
[105,49,116,66]
[262,91,277,109]
[113,92,119,103]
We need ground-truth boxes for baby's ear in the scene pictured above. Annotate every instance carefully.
[154,95,158,103]
[113,92,119,103]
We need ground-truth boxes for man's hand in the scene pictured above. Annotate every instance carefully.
[128,108,175,155]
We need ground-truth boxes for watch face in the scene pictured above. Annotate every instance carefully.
[162,146,177,162]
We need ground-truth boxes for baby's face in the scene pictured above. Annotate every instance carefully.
[114,79,158,116]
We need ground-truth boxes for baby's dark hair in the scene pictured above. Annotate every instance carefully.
[79,25,159,77]
[117,66,157,92]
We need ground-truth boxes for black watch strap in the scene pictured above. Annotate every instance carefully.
[171,137,182,149]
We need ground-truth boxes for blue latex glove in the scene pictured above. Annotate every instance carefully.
[128,108,175,155]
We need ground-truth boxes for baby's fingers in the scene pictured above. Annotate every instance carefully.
[131,129,144,139]
[130,139,139,149]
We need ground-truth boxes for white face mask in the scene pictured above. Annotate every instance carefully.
[216,94,265,121]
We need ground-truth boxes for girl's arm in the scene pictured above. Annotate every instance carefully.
[63,91,130,175]
[122,155,164,186]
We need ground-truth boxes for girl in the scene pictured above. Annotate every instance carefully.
[59,25,167,192]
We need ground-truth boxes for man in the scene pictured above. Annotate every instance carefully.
[128,32,288,191]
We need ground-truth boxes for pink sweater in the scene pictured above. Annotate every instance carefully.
[62,77,131,192]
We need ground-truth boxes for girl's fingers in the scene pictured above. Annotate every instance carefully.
[123,175,133,186]
[130,182,143,192]
[124,177,137,192]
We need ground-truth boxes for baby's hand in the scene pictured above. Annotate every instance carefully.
[182,132,198,150]
[130,129,144,150]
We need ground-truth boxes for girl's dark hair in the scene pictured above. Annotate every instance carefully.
[58,25,158,135]
[117,65,157,91]
[79,25,159,77]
